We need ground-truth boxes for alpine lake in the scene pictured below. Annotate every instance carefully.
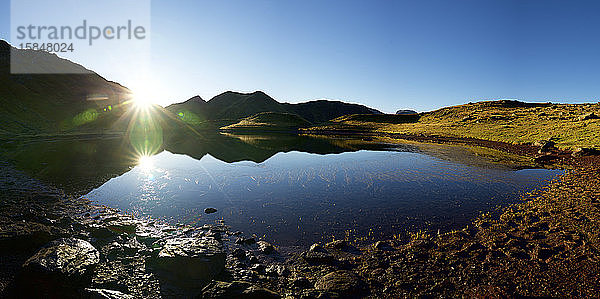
[0,133,562,248]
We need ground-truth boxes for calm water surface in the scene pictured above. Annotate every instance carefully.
[75,136,561,246]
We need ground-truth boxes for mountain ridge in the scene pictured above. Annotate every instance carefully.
[0,39,383,135]
[166,91,382,125]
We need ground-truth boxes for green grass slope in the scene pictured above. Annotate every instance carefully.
[304,100,600,150]
[220,112,312,132]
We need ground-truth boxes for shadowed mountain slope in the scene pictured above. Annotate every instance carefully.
[166,91,382,126]
[0,40,132,135]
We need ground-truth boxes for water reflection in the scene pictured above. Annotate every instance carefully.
[0,133,562,246]
[0,133,402,195]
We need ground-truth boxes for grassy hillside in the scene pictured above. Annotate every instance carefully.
[220,112,312,132]
[303,100,600,150]
[166,91,381,126]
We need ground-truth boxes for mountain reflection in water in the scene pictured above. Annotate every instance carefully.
[0,133,561,246]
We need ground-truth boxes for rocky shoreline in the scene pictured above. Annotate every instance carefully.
[2,140,600,298]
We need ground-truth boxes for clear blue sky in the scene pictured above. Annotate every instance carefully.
[1,0,599,112]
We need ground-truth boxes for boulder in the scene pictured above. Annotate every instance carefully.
[314,270,367,298]
[373,241,395,251]
[149,237,225,291]
[23,237,99,276]
[309,243,325,252]
[235,237,256,245]
[13,238,99,297]
[303,244,335,264]
[256,241,275,254]
[204,207,218,214]
[326,240,348,250]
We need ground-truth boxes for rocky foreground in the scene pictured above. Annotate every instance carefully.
[2,153,600,298]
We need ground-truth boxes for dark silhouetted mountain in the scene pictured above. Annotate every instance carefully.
[166,91,382,126]
[206,91,289,120]
[0,40,192,138]
[0,40,131,134]
[283,100,381,123]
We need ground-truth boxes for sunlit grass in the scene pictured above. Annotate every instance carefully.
[303,101,600,150]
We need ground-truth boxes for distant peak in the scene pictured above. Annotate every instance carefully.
[187,95,206,103]
[210,90,276,102]
[0,39,10,52]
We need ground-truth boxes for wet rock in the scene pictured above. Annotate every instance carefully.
[314,270,366,298]
[309,243,325,252]
[200,280,280,299]
[236,237,256,245]
[104,237,147,260]
[85,288,135,299]
[23,237,99,276]
[326,240,348,250]
[13,238,99,297]
[102,217,138,235]
[148,237,225,291]
[257,240,275,254]
[303,244,334,264]
[204,207,218,214]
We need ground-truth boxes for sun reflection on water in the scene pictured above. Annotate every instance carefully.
[138,155,154,172]
[137,155,157,181]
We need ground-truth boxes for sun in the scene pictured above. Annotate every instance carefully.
[131,93,154,110]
